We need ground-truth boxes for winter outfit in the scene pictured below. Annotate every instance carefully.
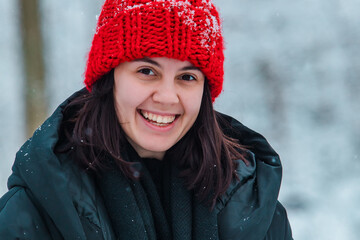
[0,0,293,239]
[0,90,292,239]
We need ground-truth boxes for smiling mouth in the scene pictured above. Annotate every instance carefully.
[139,110,179,127]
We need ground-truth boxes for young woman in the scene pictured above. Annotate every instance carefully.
[0,0,292,239]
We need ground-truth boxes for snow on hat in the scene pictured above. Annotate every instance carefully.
[84,0,224,101]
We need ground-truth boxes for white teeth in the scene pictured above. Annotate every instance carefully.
[148,113,154,120]
[140,110,176,124]
[157,116,164,123]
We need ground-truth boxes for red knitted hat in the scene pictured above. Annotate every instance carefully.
[84,0,224,101]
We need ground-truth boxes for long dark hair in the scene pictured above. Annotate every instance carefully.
[57,70,247,208]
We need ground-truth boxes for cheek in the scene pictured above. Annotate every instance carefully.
[113,91,127,124]
[183,87,204,118]
[113,83,152,124]
[113,86,138,122]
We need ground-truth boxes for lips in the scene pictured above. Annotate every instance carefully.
[139,110,178,127]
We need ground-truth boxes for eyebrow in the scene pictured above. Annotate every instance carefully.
[180,66,201,72]
[133,57,160,67]
[133,57,201,72]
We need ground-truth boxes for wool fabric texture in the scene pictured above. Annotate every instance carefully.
[84,0,224,101]
[96,141,218,240]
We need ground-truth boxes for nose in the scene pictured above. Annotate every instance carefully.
[152,78,179,105]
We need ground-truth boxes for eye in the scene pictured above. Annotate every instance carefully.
[138,68,155,76]
[180,74,196,81]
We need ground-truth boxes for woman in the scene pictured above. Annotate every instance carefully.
[0,0,292,239]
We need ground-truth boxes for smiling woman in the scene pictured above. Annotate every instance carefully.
[0,0,292,239]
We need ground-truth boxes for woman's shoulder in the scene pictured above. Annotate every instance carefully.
[266,201,293,239]
[216,198,292,240]
[215,112,292,239]
[0,187,53,239]
[0,88,109,239]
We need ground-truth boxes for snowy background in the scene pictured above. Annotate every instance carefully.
[1,0,359,239]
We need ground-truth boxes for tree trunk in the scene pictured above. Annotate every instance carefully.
[19,0,46,138]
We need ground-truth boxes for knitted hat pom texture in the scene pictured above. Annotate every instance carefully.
[84,0,225,101]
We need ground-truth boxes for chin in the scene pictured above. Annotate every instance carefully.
[141,143,172,153]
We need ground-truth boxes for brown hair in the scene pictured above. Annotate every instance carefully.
[57,70,247,208]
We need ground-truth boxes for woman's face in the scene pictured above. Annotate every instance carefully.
[114,57,205,160]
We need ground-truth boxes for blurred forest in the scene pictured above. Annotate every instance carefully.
[0,0,359,239]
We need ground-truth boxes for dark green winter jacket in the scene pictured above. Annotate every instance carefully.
[0,90,292,239]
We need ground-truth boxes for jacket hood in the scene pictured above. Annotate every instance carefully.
[216,113,283,239]
[8,89,91,239]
